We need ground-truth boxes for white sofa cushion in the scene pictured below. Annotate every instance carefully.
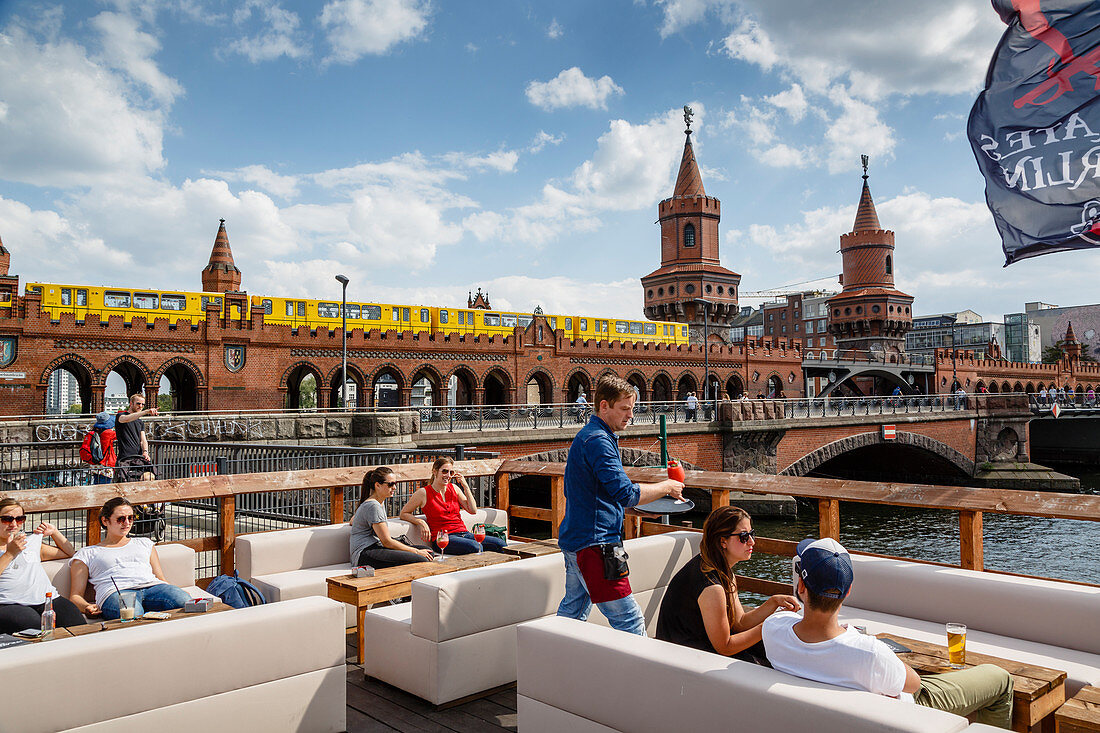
[517,616,971,733]
[236,523,357,580]
[1,597,345,733]
[846,554,1100,654]
[410,531,700,643]
[43,543,214,603]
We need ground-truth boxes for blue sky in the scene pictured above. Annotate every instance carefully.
[1,0,1098,326]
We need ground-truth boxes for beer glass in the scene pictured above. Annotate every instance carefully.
[946,623,966,668]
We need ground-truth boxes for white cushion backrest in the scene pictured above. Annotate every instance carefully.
[235,523,352,579]
[42,543,196,602]
[411,531,700,643]
[516,617,967,733]
[846,554,1100,654]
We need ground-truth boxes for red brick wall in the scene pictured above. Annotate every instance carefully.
[468,432,725,471]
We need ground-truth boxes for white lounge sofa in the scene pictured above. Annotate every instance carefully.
[517,616,1002,733]
[235,508,510,626]
[4,596,346,733]
[360,530,701,705]
[45,542,217,608]
[839,554,1100,695]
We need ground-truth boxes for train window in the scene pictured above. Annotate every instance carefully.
[318,302,340,318]
[134,293,158,309]
[61,289,71,306]
[565,317,572,329]
[105,291,131,308]
[286,302,295,316]
[580,319,587,331]
[681,326,688,337]
[346,304,360,319]
[161,295,186,311]
[599,320,608,333]
[402,308,410,322]
[550,317,556,328]
[76,290,87,307]
[420,308,429,323]
[518,316,532,327]
[297,302,305,317]
[632,323,644,335]
[616,321,629,334]
[440,310,449,324]
[392,307,399,321]
[484,314,500,326]
[363,305,381,320]
[502,314,517,327]
[29,285,42,294]
[663,325,669,335]
[260,299,273,315]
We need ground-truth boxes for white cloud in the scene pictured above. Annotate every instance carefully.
[465,42,477,53]
[547,19,563,39]
[208,165,301,199]
[319,0,430,64]
[528,130,565,153]
[765,83,806,122]
[443,149,520,173]
[0,25,167,187]
[90,12,183,104]
[822,86,896,173]
[525,67,624,111]
[656,0,737,38]
[720,17,779,70]
[228,0,310,63]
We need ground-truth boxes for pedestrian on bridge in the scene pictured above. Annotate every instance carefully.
[557,375,684,635]
[685,391,698,421]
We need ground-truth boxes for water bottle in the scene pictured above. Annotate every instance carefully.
[41,592,55,639]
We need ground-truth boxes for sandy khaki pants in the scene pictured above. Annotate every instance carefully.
[915,663,1014,729]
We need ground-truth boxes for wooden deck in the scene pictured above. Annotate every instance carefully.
[345,642,517,732]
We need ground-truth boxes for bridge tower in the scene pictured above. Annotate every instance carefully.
[201,219,242,293]
[1063,322,1082,361]
[827,158,913,355]
[641,107,740,340]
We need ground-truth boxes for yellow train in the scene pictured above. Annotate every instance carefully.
[26,282,689,346]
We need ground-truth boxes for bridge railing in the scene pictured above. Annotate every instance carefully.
[1028,391,1099,412]
[801,349,937,367]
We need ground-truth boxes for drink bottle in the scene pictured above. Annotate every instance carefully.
[41,592,56,639]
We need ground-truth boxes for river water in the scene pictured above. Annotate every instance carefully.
[730,464,1100,588]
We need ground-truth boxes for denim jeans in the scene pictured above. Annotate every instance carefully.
[557,549,646,635]
[100,583,193,620]
[434,531,507,556]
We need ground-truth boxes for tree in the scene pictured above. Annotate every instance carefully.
[157,393,174,412]
[299,374,317,409]
[65,404,83,414]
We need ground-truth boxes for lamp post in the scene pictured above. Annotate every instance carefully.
[695,299,712,408]
[335,274,349,409]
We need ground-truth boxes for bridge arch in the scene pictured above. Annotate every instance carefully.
[100,355,154,398]
[782,430,975,479]
[675,371,698,400]
[565,368,593,402]
[409,364,445,407]
[39,353,97,414]
[445,366,478,406]
[725,373,745,399]
[522,368,555,404]
[651,371,673,402]
[482,367,512,405]
[282,361,325,410]
[325,363,365,409]
[155,357,205,412]
[624,371,647,402]
[818,367,914,398]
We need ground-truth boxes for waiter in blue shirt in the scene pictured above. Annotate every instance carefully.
[557,375,684,635]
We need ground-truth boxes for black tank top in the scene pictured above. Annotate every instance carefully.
[655,554,721,654]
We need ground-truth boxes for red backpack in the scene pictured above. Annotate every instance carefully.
[80,428,117,466]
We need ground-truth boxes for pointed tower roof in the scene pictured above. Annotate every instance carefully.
[201,219,242,292]
[852,156,881,232]
[1065,321,1078,342]
[0,232,7,255]
[673,133,706,198]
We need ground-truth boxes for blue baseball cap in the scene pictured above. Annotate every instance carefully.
[795,538,854,599]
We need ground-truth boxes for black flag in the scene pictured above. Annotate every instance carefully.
[969,0,1100,264]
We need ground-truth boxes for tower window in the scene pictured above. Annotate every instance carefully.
[683,223,696,248]
[886,255,892,275]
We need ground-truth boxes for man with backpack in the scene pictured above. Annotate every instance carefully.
[80,412,117,484]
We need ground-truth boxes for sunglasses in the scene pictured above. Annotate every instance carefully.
[114,515,135,525]
[729,529,756,544]
[0,515,27,525]
[379,480,397,487]
[439,468,455,474]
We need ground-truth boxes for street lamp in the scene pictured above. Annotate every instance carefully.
[335,274,349,409]
[695,299,712,407]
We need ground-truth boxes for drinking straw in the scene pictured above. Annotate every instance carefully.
[110,577,126,609]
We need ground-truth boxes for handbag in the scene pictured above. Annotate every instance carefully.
[483,523,507,541]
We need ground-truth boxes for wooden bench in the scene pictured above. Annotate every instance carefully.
[1057,686,1100,732]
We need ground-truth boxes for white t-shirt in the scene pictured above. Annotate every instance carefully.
[73,537,160,599]
[0,534,58,605]
[762,611,913,702]
[686,395,698,409]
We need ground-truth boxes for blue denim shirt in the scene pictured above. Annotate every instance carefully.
[558,415,641,553]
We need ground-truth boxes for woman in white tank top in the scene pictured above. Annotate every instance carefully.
[69,497,192,620]
[0,497,86,633]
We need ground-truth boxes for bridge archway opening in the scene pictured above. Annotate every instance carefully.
[1026,382,1035,394]
[705,374,722,402]
[371,373,399,407]
[525,371,553,404]
[45,362,93,414]
[106,361,147,403]
[806,443,972,485]
[676,374,697,401]
[652,374,673,402]
[160,363,199,412]
[328,366,364,409]
[566,372,591,402]
[626,373,647,402]
[286,365,321,410]
[483,370,510,405]
[766,375,784,398]
[725,375,744,399]
[988,382,999,393]
[449,369,476,406]
[410,367,442,407]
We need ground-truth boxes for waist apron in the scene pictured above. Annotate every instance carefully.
[576,545,633,603]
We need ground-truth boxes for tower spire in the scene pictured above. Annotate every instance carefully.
[201,218,242,293]
[673,109,706,198]
[853,155,881,232]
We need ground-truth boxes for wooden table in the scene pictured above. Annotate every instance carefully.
[879,633,1067,733]
[1056,685,1100,732]
[499,538,561,559]
[38,602,234,640]
[327,552,516,664]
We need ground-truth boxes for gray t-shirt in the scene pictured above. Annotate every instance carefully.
[350,499,388,562]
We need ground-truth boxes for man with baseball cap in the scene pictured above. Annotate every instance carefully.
[761,537,1013,729]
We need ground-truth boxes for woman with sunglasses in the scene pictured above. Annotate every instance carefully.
[0,498,85,634]
[69,497,191,620]
[399,457,507,556]
[656,505,800,663]
[351,466,435,569]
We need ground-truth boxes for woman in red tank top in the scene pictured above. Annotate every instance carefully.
[399,457,507,556]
